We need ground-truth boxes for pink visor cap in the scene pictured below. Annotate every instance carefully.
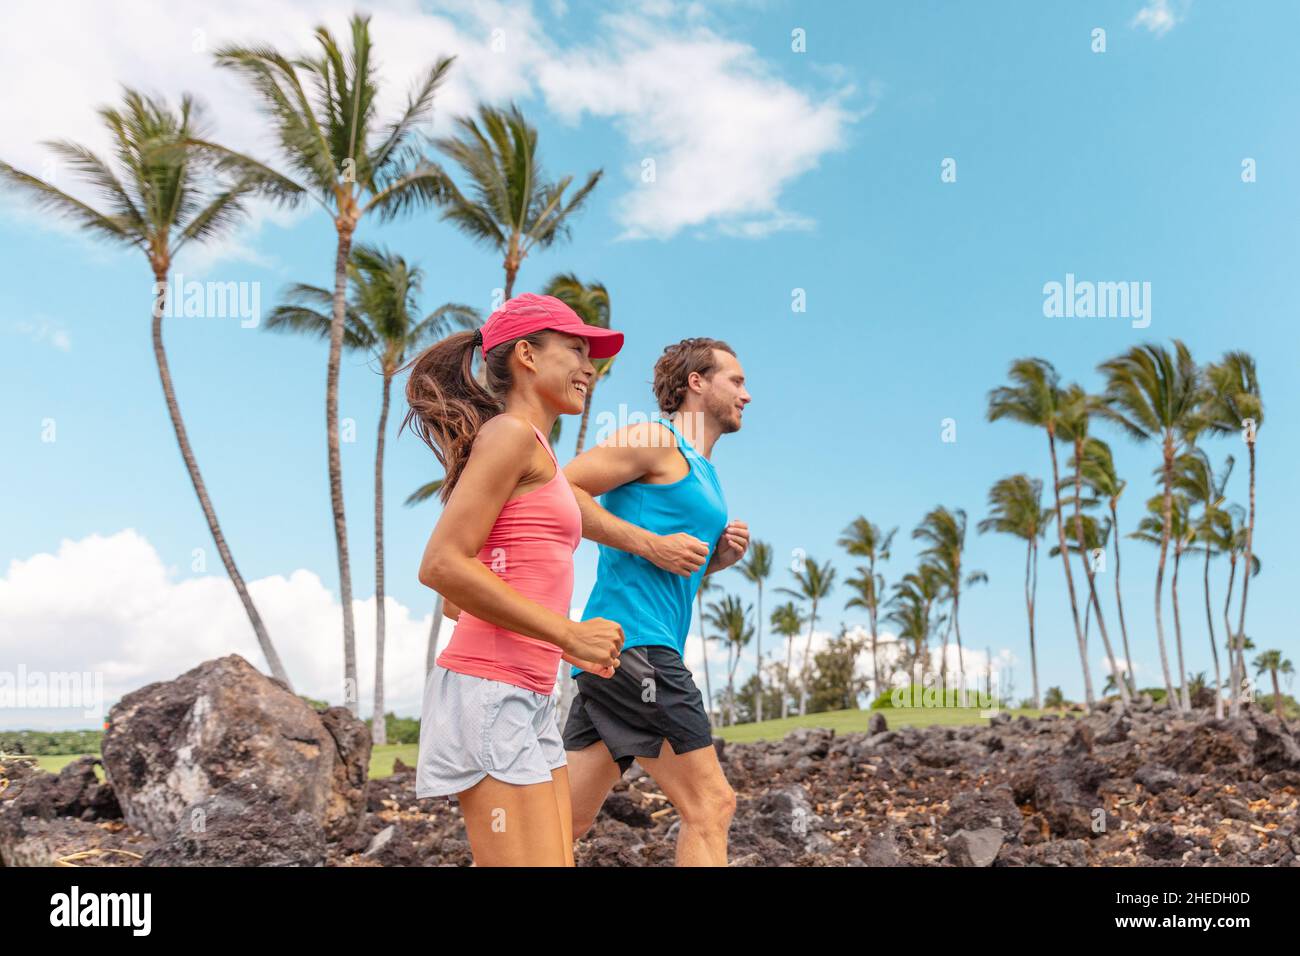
[480,293,624,360]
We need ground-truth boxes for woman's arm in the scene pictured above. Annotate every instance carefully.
[417,415,621,668]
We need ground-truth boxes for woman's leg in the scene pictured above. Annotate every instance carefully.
[456,773,569,866]
[550,765,576,866]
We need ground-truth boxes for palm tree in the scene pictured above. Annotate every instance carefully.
[267,244,475,743]
[695,575,719,727]
[913,507,984,702]
[778,557,836,716]
[706,594,755,726]
[1218,506,1260,710]
[886,572,935,684]
[1051,511,1125,693]
[1074,437,1137,695]
[1058,385,1131,709]
[214,15,456,716]
[1097,341,1203,713]
[838,518,896,701]
[735,541,773,722]
[405,477,447,674]
[770,602,806,719]
[988,358,1094,711]
[1252,650,1294,719]
[978,475,1048,709]
[0,89,297,688]
[1175,449,1234,718]
[1132,491,1195,709]
[435,102,601,300]
[1201,352,1263,717]
[542,273,615,454]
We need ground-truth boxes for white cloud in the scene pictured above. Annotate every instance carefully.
[6,315,72,351]
[1132,0,1183,36]
[535,6,861,239]
[1,0,860,258]
[0,529,454,730]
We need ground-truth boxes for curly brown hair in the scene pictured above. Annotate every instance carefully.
[652,337,736,414]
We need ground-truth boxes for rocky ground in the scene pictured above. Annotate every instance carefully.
[3,664,1297,866]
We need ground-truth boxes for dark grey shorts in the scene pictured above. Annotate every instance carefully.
[562,645,714,773]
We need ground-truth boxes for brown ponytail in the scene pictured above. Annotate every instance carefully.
[398,328,555,502]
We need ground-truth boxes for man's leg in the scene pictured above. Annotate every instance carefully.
[637,741,735,866]
[566,740,624,841]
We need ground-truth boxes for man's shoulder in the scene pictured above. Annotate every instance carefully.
[600,418,672,444]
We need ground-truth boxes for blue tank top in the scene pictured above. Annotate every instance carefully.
[572,415,729,673]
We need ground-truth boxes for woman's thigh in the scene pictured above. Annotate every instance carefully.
[550,765,575,866]
[456,773,569,866]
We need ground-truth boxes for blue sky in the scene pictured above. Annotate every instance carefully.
[2,0,1296,729]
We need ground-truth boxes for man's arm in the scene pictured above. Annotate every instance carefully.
[564,423,710,577]
[703,519,750,574]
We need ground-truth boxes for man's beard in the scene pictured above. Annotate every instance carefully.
[706,393,742,433]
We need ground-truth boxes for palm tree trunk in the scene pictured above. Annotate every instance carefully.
[1203,541,1223,718]
[755,581,764,723]
[938,611,949,691]
[503,244,520,300]
[1153,437,1179,711]
[799,599,819,716]
[1025,537,1041,710]
[1072,449,1130,708]
[1083,589,1091,647]
[868,559,881,703]
[151,268,291,689]
[782,635,794,719]
[952,585,967,706]
[727,643,739,726]
[1270,669,1282,718]
[1110,501,1136,696]
[1047,428,1094,711]
[1171,543,1190,710]
[574,382,595,455]
[372,373,392,746]
[1224,553,1239,712]
[1231,439,1257,717]
[697,589,713,728]
[426,592,445,674]
[329,229,359,715]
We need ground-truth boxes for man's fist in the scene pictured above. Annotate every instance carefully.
[644,531,710,577]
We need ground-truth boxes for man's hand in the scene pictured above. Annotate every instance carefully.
[706,520,749,573]
[643,532,710,577]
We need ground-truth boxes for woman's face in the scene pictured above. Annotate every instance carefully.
[530,331,595,415]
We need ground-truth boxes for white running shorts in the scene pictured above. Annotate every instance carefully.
[414,664,567,799]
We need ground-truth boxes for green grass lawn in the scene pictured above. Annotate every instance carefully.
[24,705,1071,783]
[366,705,1068,779]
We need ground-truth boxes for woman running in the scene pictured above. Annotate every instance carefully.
[401,293,626,866]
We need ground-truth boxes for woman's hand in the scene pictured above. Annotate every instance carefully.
[563,618,624,673]
[562,651,617,679]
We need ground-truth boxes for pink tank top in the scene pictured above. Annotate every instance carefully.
[435,421,582,694]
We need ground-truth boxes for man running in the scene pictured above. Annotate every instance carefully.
[561,337,751,866]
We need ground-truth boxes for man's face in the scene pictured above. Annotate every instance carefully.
[700,349,750,433]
